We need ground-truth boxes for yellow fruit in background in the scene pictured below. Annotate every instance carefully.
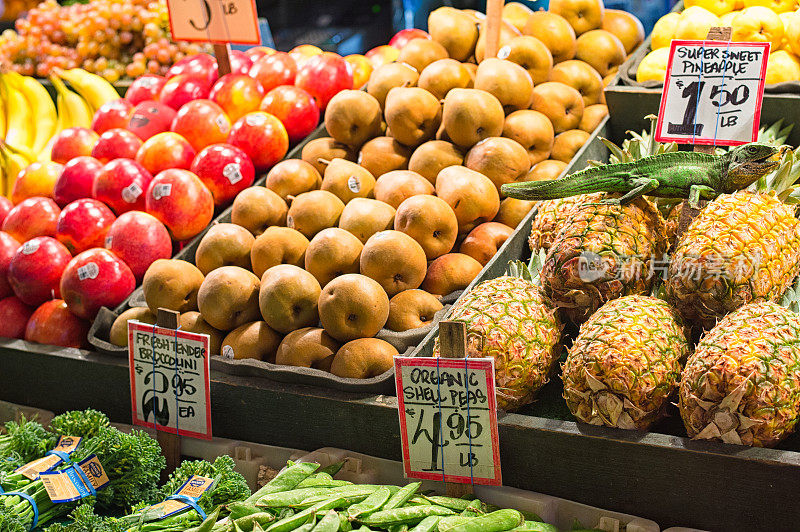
[732,6,784,49]
[636,47,670,83]
[675,6,720,40]
[735,0,745,5]
[743,0,798,13]
[779,11,797,48]
[652,12,681,49]
[765,49,800,82]
[787,10,800,54]
[685,0,737,15]
[719,10,740,26]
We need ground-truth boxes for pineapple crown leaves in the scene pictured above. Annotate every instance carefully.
[590,114,678,167]
[750,145,800,205]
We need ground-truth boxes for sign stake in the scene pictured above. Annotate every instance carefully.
[156,308,181,478]
[214,43,233,77]
[484,0,504,61]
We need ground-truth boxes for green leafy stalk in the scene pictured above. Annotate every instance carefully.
[0,416,55,474]
[49,409,110,441]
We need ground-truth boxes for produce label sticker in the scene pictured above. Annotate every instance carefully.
[40,455,109,503]
[656,40,769,146]
[394,357,501,486]
[166,0,260,45]
[14,436,82,480]
[128,320,212,440]
[146,475,215,519]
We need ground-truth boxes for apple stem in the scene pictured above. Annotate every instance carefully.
[317,158,331,166]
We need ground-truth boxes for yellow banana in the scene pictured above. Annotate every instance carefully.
[11,74,57,155]
[54,67,120,113]
[1,74,34,150]
[50,74,92,130]
[0,89,6,140]
[0,144,29,198]
[37,135,56,162]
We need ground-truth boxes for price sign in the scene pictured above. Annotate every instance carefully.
[166,0,260,45]
[656,40,769,146]
[128,320,212,440]
[394,356,501,486]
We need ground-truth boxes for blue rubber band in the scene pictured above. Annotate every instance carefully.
[166,494,207,520]
[1,491,39,530]
[45,450,72,464]
[72,464,97,497]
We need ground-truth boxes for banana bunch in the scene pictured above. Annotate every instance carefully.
[0,68,120,199]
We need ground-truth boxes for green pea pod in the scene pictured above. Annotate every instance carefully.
[408,515,441,532]
[194,507,221,532]
[435,516,472,532]
[234,512,277,531]
[354,528,375,532]
[297,478,353,489]
[276,508,295,520]
[247,462,321,503]
[294,524,315,532]
[445,509,524,532]
[267,497,346,532]
[360,505,455,527]
[420,497,473,512]
[510,521,558,532]
[382,482,422,510]
[229,502,263,520]
[347,487,392,520]
[298,491,372,510]
[253,524,265,532]
[309,509,340,532]
[317,461,346,477]
[388,525,410,532]
[407,497,432,506]
[339,513,354,532]
[258,488,335,508]
[459,500,483,517]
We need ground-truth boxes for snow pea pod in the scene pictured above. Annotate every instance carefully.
[445,509,524,532]
[297,478,353,489]
[510,521,558,532]
[229,501,263,520]
[435,516,471,532]
[360,505,455,527]
[421,497,472,512]
[347,487,392,520]
[247,462,321,503]
[408,516,441,532]
[310,509,341,532]
[234,512,277,531]
[318,461,346,477]
[459,500,483,517]
[382,482,421,510]
[259,488,334,508]
[267,497,346,532]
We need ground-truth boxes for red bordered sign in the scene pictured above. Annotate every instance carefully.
[128,321,212,440]
[166,0,261,45]
[655,40,769,146]
[394,357,501,486]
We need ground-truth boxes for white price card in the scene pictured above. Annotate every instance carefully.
[394,357,501,486]
[656,40,769,146]
[128,321,212,440]
[167,0,260,45]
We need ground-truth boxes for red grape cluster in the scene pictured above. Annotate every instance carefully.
[0,0,211,80]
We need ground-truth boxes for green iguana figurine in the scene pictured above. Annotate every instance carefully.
[501,143,783,208]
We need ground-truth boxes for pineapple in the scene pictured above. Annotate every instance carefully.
[432,261,562,412]
[528,194,601,253]
[664,201,684,249]
[562,295,690,430]
[542,195,668,323]
[679,301,800,447]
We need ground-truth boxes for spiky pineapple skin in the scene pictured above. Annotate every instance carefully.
[432,275,561,411]
[679,301,800,447]
[528,195,601,253]
[667,191,800,329]
[541,194,667,324]
[562,295,689,430]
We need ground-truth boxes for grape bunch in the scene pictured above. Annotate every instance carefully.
[0,0,211,81]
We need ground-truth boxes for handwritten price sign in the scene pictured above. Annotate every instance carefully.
[128,321,212,440]
[394,357,501,485]
[656,40,769,146]
[167,0,260,45]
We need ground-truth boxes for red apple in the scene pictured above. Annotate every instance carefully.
[227,111,289,172]
[145,169,214,240]
[190,143,255,206]
[25,299,89,348]
[56,199,116,255]
[50,127,99,165]
[0,197,12,225]
[135,132,196,175]
[249,52,297,93]
[260,85,319,144]
[289,44,323,68]
[166,53,218,89]
[8,236,72,306]
[209,74,265,123]
[60,248,136,320]
[0,231,21,299]
[91,128,144,163]
[0,296,34,339]
[365,45,400,68]
[3,197,60,242]
[125,74,167,105]
[295,52,353,110]
[93,159,154,215]
[228,50,253,75]
[53,156,103,207]
[245,46,275,63]
[11,162,63,205]
[91,98,135,134]
[105,211,172,281]
[159,74,211,111]
[389,28,431,49]
[127,100,177,141]
[170,99,232,152]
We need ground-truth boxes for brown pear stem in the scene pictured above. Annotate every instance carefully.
[317,158,331,166]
